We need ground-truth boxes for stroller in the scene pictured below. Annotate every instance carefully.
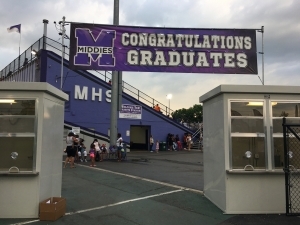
[109,145,117,159]
[172,142,178,151]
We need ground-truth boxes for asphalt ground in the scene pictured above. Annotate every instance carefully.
[1,150,300,225]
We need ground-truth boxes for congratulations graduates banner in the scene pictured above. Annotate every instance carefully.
[69,23,258,74]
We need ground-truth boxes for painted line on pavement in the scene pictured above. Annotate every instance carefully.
[77,163,204,194]
[10,162,202,225]
[66,189,183,215]
[11,189,184,225]
[10,190,183,225]
[10,220,39,225]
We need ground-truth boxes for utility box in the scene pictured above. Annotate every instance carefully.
[200,85,300,214]
[39,197,66,221]
[159,142,167,151]
[0,82,68,218]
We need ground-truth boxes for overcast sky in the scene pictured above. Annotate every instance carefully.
[0,0,299,111]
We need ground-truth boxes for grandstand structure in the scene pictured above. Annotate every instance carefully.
[0,36,197,150]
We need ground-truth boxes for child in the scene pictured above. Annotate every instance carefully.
[155,140,159,153]
[89,143,96,167]
[79,138,87,162]
[177,140,182,150]
[150,135,154,152]
[77,150,82,162]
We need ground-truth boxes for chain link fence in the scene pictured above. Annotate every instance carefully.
[283,117,300,216]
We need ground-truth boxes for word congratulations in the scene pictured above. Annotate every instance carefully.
[122,33,252,68]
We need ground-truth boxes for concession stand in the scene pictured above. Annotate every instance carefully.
[0,82,68,218]
[200,84,300,214]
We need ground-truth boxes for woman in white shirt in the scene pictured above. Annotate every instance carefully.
[116,133,123,162]
[64,132,76,168]
[150,135,154,152]
[93,139,102,161]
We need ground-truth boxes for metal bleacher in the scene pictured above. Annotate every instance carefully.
[0,36,174,116]
[0,36,203,145]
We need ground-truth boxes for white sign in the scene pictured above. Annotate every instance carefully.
[119,104,142,120]
[72,127,80,134]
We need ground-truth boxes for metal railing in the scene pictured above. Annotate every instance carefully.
[0,37,174,117]
[0,38,43,79]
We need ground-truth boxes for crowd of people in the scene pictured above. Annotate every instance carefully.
[64,130,201,168]
[149,133,194,152]
[166,133,193,151]
[64,132,126,168]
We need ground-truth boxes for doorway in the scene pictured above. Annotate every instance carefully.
[130,125,150,151]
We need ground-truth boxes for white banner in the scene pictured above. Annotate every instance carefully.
[119,104,142,120]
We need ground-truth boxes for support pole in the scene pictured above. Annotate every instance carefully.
[18,30,21,69]
[258,26,264,85]
[60,16,66,90]
[43,19,49,50]
[110,0,120,146]
[261,26,264,85]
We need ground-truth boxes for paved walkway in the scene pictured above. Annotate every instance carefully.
[1,150,300,225]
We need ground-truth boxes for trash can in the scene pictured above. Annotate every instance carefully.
[159,142,167,151]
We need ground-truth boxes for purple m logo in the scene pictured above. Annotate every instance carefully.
[74,28,116,67]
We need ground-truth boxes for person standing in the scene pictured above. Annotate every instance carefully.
[186,134,192,151]
[74,134,79,163]
[89,143,96,167]
[64,132,76,168]
[150,135,154,152]
[79,138,87,162]
[155,140,159,153]
[93,139,102,162]
[175,134,182,150]
[183,133,187,150]
[116,133,123,162]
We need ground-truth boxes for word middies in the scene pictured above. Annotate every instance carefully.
[77,46,113,55]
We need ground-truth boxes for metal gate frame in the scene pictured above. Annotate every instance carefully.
[283,117,300,216]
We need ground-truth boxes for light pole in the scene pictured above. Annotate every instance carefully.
[166,94,172,116]
[60,16,66,90]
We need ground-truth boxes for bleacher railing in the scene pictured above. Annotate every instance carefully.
[0,36,174,117]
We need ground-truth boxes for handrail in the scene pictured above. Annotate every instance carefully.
[192,128,201,139]
[0,37,174,116]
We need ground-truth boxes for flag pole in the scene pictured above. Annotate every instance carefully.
[7,24,21,69]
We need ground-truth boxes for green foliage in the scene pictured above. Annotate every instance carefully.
[171,104,203,123]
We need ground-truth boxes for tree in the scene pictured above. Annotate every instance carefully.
[171,104,203,124]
